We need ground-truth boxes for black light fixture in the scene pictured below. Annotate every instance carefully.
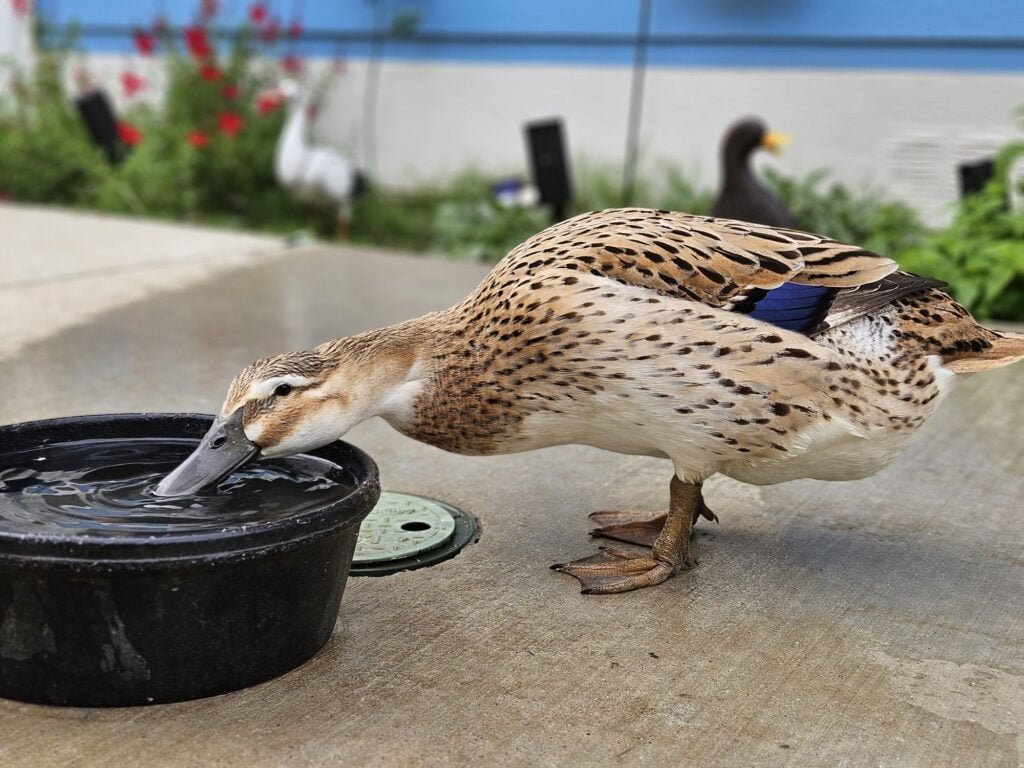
[75,89,124,164]
[525,118,572,222]
[958,158,995,199]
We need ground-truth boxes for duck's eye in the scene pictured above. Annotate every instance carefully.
[274,383,293,397]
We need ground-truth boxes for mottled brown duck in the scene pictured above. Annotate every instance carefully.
[157,208,1024,595]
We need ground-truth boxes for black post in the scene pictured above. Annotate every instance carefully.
[525,118,573,223]
[75,89,123,164]
[958,159,995,199]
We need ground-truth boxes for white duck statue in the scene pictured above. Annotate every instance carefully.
[273,79,364,219]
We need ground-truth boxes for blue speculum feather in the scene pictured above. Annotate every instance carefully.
[745,282,837,333]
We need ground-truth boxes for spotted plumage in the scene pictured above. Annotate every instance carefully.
[198,208,1024,594]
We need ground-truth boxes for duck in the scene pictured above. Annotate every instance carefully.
[710,117,796,228]
[156,208,1024,595]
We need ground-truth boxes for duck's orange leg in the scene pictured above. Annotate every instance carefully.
[552,477,703,594]
[588,490,717,547]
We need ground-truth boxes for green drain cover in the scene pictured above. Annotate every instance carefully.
[351,491,478,577]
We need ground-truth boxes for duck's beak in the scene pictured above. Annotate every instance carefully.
[761,131,791,154]
[153,409,259,497]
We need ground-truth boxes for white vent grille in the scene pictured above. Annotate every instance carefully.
[884,131,1015,227]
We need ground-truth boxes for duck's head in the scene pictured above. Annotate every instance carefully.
[154,337,422,496]
[722,117,790,168]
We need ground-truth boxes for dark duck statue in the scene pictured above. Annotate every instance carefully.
[710,117,796,228]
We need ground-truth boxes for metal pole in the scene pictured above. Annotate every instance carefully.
[621,0,652,206]
[362,1,386,180]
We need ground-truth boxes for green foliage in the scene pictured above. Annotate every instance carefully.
[762,167,926,255]
[0,18,335,233]
[431,173,548,262]
[570,162,634,212]
[657,166,715,215]
[571,161,713,215]
[348,172,548,262]
[894,143,1024,321]
[0,52,108,206]
[349,185,443,252]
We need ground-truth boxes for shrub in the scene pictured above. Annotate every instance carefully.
[0,51,108,206]
[1,7,337,233]
[762,167,926,256]
[894,143,1024,321]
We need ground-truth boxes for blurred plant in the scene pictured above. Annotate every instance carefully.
[894,142,1024,321]
[572,160,713,216]
[431,173,549,262]
[349,184,443,252]
[571,162,640,213]
[0,49,108,206]
[761,167,926,256]
[0,1,340,233]
[348,172,548,261]
[657,166,714,215]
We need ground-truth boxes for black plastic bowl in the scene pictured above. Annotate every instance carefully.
[0,413,380,707]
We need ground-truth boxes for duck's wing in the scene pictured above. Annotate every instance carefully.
[809,271,947,336]
[538,208,897,307]
[522,209,897,317]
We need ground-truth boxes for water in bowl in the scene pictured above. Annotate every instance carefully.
[0,438,356,536]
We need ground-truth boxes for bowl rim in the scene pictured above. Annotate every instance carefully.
[0,413,380,569]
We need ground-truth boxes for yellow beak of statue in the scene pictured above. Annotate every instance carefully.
[760,131,791,154]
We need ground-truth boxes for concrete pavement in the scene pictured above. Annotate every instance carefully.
[0,206,1022,767]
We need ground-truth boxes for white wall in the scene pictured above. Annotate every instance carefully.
[58,55,1024,226]
[322,60,1024,226]
[0,3,34,87]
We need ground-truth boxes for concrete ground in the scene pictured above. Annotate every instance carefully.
[0,205,1022,767]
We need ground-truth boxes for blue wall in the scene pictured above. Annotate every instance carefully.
[39,0,1024,71]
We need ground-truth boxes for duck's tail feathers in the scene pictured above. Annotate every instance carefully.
[945,330,1024,374]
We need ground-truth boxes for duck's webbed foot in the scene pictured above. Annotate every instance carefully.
[588,492,717,548]
[588,510,666,548]
[553,478,702,595]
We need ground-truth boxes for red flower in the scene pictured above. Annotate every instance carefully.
[11,0,30,17]
[287,19,302,39]
[132,28,156,55]
[120,71,146,98]
[258,19,279,44]
[117,121,142,146]
[186,130,209,148]
[217,112,243,137]
[221,83,239,100]
[280,54,302,74]
[199,0,218,22]
[248,3,267,24]
[184,25,212,58]
[198,64,221,82]
[255,90,282,115]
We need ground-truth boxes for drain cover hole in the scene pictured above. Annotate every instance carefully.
[401,521,432,532]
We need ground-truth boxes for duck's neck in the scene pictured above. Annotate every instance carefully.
[318,310,454,429]
[723,150,759,189]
